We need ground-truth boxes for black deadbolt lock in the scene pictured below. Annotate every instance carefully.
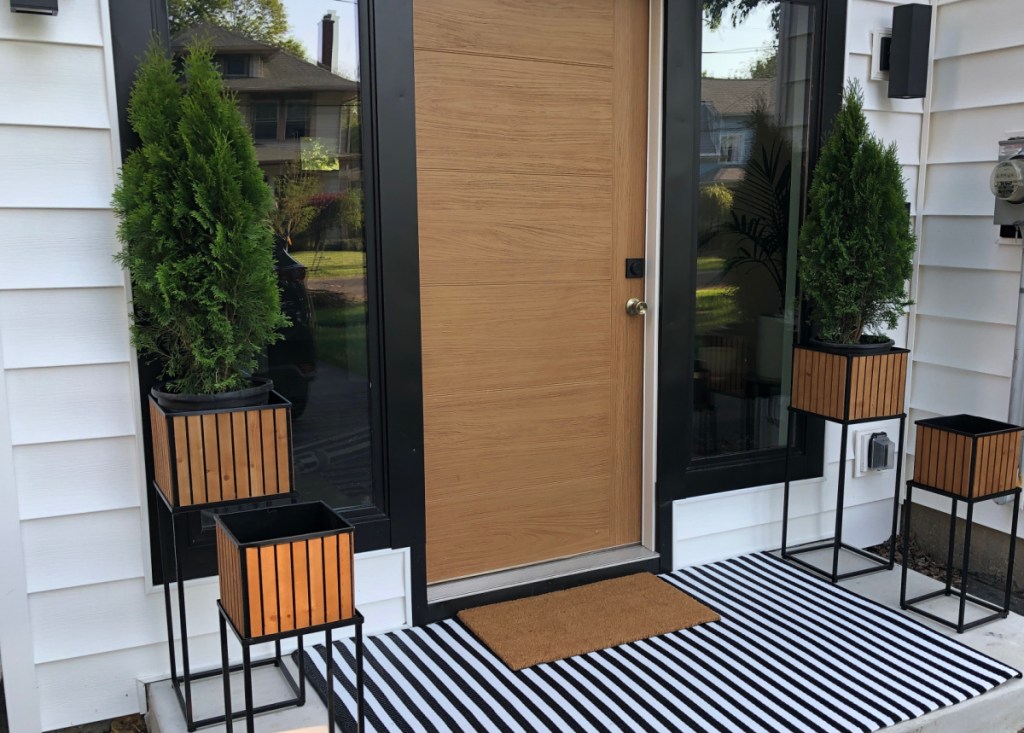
[625,258,645,279]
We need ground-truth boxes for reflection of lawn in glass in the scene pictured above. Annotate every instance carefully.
[315,299,368,378]
[292,250,366,279]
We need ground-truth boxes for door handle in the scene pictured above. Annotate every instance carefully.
[625,298,648,317]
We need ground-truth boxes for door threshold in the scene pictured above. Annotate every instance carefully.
[427,545,660,605]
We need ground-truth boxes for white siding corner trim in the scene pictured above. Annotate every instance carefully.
[0,325,44,733]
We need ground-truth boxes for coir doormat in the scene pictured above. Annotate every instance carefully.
[457,572,720,670]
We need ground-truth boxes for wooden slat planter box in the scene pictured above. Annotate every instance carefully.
[791,345,909,421]
[216,501,355,639]
[912,414,1023,499]
[149,392,293,508]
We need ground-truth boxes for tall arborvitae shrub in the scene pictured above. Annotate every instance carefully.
[798,80,915,344]
[114,43,288,395]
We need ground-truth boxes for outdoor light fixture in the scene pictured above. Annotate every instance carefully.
[10,0,58,14]
[884,3,931,99]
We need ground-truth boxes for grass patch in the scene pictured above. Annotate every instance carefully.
[315,300,368,377]
[293,250,366,280]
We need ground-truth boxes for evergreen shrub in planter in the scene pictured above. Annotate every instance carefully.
[113,43,293,506]
[791,80,916,420]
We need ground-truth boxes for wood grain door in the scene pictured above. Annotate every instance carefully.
[414,0,649,583]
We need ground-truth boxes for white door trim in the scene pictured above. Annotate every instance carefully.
[641,0,665,551]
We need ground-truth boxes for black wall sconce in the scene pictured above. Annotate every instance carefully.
[10,0,58,14]
[880,3,932,99]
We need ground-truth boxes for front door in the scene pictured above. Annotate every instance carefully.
[413,0,650,583]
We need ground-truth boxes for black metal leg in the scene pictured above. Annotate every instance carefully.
[1007,491,1021,617]
[242,643,255,733]
[356,620,364,733]
[945,497,958,596]
[901,484,912,609]
[959,501,976,632]
[275,638,282,666]
[326,627,335,733]
[297,633,306,705]
[156,493,178,691]
[889,416,907,569]
[220,611,232,733]
[781,407,794,557]
[832,421,850,582]
[172,511,196,731]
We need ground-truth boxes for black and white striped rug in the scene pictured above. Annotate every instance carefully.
[300,553,1020,732]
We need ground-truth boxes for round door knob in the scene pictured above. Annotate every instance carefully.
[625,298,648,316]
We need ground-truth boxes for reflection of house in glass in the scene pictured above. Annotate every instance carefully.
[170,22,360,190]
[699,77,776,183]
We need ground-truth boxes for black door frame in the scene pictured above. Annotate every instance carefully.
[654,0,848,568]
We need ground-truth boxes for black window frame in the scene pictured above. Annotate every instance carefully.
[217,53,250,78]
[251,100,279,141]
[655,0,847,524]
[110,0,425,584]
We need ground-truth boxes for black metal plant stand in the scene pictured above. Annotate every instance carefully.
[781,406,907,583]
[153,485,297,730]
[219,602,365,733]
[901,482,1020,632]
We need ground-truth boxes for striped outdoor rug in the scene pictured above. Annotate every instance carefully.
[300,553,1020,733]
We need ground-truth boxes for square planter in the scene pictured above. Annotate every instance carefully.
[149,392,293,508]
[216,501,355,639]
[791,345,909,421]
[912,414,1023,499]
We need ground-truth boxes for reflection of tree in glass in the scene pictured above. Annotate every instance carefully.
[719,100,792,315]
[704,0,780,32]
[271,164,319,247]
[169,0,306,57]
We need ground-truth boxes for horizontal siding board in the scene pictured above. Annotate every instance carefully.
[913,316,1015,378]
[864,111,922,165]
[6,363,137,445]
[30,578,171,664]
[0,209,124,290]
[0,42,109,129]
[14,436,141,520]
[915,265,1018,325]
[909,361,1011,421]
[931,47,1024,112]
[0,0,103,47]
[929,104,1024,165]
[0,287,130,368]
[924,162,1004,216]
[21,509,144,593]
[919,216,1022,272]
[934,0,1024,60]
[0,126,114,209]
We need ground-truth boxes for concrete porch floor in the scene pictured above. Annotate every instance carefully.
[147,554,1024,733]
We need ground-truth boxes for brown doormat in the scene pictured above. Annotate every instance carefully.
[457,572,720,670]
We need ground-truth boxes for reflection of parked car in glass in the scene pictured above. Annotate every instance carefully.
[262,236,317,418]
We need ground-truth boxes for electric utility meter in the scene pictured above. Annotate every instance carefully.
[994,138,1024,226]
[992,158,1024,203]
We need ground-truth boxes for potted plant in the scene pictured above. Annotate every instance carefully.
[718,101,794,381]
[113,42,293,506]
[791,80,916,421]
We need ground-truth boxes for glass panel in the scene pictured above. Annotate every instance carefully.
[694,1,814,459]
[171,1,374,509]
[252,101,278,141]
